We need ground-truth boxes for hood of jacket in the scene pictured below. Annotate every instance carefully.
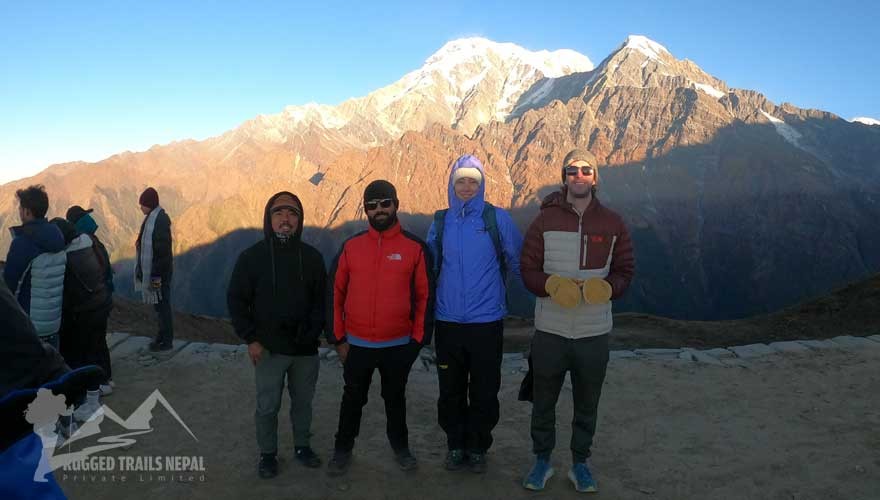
[263,191,304,245]
[447,155,486,216]
[9,218,66,253]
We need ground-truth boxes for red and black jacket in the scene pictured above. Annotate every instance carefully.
[327,221,434,347]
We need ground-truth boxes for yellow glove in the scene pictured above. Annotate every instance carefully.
[545,275,581,308]
[582,277,612,304]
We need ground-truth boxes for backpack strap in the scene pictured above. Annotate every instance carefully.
[434,204,506,278]
[432,209,447,275]
[481,203,506,276]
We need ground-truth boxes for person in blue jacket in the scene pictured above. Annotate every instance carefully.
[3,185,67,349]
[425,154,523,473]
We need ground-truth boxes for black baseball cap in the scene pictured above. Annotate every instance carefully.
[66,205,94,223]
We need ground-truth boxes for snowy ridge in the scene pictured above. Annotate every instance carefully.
[851,117,880,126]
[423,37,591,80]
[256,37,593,143]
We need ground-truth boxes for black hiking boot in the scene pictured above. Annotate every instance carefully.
[295,446,322,468]
[327,450,352,477]
[258,453,278,479]
[468,451,487,474]
[444,449,466,471]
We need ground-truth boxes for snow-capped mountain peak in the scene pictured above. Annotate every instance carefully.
[249,37,594,145]
[621,35,671,61]
[851,116,880,126]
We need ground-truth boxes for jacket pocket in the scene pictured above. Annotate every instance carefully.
[582,234,616,270]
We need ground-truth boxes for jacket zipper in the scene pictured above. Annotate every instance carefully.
[573,206,584,334]
[373,233,381,330]
[459,208,466,319]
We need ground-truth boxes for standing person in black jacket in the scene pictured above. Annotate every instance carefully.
[49,218,112,420]
[66,205,115,395]
[134,187,174,352]
[227,191,327,479]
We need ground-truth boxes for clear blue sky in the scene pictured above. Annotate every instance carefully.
[2,0,877,184]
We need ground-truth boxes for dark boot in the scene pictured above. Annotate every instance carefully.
[444,449,465,471]
[295,446,322,468]
[395,448,418,472]
[468,450,487,474]
[258,453,278,479]
[327,450,352,477]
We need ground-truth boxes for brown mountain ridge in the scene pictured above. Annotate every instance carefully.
[2,36,878,321]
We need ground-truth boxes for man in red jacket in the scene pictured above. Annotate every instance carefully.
[326,180,434,477]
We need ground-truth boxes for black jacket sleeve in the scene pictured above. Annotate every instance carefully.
[151,210,173,279]
[227,251,258,344]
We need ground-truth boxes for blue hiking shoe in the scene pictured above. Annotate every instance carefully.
[523,457,554,491]
[568,462,598,493]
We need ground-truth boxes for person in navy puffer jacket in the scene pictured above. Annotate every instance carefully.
[3,185,67,349]
[425,154,523,473]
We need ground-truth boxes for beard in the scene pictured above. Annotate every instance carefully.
[273,224,295,243]
[568,184,593,199]
[368,211,398,231]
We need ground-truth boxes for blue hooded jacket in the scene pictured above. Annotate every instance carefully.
[3,218,66,313]
[426,155,524,324]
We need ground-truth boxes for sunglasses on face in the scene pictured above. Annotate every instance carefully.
[565,165,595,177]
[365,198,394,210]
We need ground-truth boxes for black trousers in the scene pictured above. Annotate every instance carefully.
[154,281,174,346]
[334,342,420,453]
[59,305,112,384]
[435,320,503,452]
[530,330,609,463]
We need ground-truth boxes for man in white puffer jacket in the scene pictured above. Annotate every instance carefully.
[520,149,635,494]
[3,185,67,349]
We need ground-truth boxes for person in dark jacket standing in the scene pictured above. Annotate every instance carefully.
[66,205,115,395]
[50,217,112,420]
[227,192,326,479]
[520,149,634,493]
[3,185,67,348]
[425,154,523,473]
[134,187,174,352]
[325,180,434,477]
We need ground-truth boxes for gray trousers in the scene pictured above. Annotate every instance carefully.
[255,351,320,454]
[530,330,609,463]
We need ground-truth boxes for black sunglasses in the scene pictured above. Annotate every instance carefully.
[365,198,394,210]
[565,165,595,177]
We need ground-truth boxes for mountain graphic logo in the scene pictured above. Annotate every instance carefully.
[25,387,197,483]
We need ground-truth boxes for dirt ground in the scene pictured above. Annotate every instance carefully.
[59,345,880,500]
